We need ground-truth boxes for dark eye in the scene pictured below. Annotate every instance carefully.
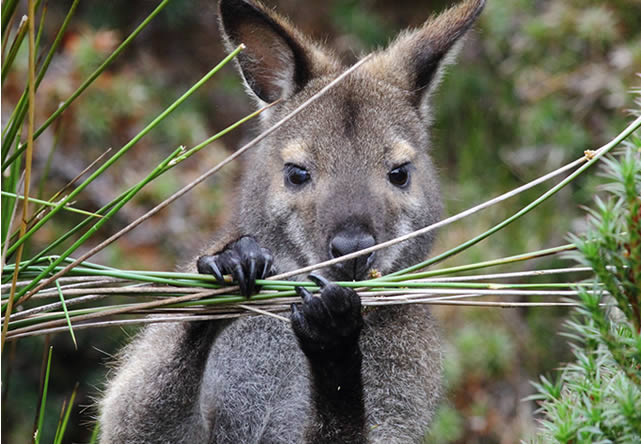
[284,163,311,187]
[388,164,410,188]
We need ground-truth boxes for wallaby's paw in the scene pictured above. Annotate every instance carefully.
[291,274,363,359]
[197,236,274,297]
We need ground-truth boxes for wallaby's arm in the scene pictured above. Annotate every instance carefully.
[99,321,227,443]
[305,341,366,443]
[292,275,367,443]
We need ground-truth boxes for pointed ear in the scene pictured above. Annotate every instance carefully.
[363,0,485,113]
[218,0,339,103]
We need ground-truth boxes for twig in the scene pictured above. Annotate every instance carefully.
[6,314,245,340]
[7,295,111,322]
[238,304,290,322]
[364,300,582,307]
[420,267,593,282]
[1,276,120,292]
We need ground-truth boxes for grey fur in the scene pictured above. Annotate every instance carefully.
[99,0,484,442]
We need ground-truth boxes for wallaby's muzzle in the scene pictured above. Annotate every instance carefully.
[328,227,376,281]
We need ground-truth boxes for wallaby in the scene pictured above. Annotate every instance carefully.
[99,0,485,442]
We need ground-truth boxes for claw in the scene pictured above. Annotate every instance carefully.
[261,248,273,279]
[197,255,225,285]
[247,258,257,294]
[308,273,330,289]
[290,303,306,336]
[261,260,271,280]
[295,286,314,303]
[233,263,249,297]
[209,260,225,285]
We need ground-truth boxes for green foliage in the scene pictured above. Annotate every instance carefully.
[453,323,516,380]
[530,140,641,443]
[427,405,465,444]
[331,0,391,47]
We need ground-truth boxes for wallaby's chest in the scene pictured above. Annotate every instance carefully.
[201,316,310,443]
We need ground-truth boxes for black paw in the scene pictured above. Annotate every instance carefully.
[197,236,274,297]
[291,274,363,360]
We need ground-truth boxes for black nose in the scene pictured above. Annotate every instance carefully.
[329,229,376,280]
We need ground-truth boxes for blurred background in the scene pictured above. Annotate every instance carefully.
[2,0,640,442]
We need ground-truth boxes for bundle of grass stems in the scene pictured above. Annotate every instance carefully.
[1,0,640,352]
[4,100,640,343]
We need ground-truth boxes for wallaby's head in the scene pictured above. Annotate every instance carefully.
[219,0,484,281]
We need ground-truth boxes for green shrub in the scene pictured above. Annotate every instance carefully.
[530,139,641,442]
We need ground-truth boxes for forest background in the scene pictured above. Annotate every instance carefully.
[2,0,640,442]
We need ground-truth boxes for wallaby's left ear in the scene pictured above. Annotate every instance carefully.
[364,0,485,115]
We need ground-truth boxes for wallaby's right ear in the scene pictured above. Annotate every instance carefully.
[363,0,485,117]
[218,0,339,103]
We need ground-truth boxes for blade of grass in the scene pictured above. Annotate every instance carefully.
[88,423,100,444]
[33,345,53,444]
[53,383,78,444]
[54,280,77,349]
[418,266,592,282]
[1,13,28,84]
[0,7,18,64]
[53,399,68,444]
[1,191,103,218]
[1,0,20,39]
[0,0,42,83]
[33,1,47,66]
[1,275,117,292]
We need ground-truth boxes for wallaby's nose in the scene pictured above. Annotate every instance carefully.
[329,229,376,280]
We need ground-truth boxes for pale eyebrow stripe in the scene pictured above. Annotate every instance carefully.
[388,140,417,165]
[280,140,308,164]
